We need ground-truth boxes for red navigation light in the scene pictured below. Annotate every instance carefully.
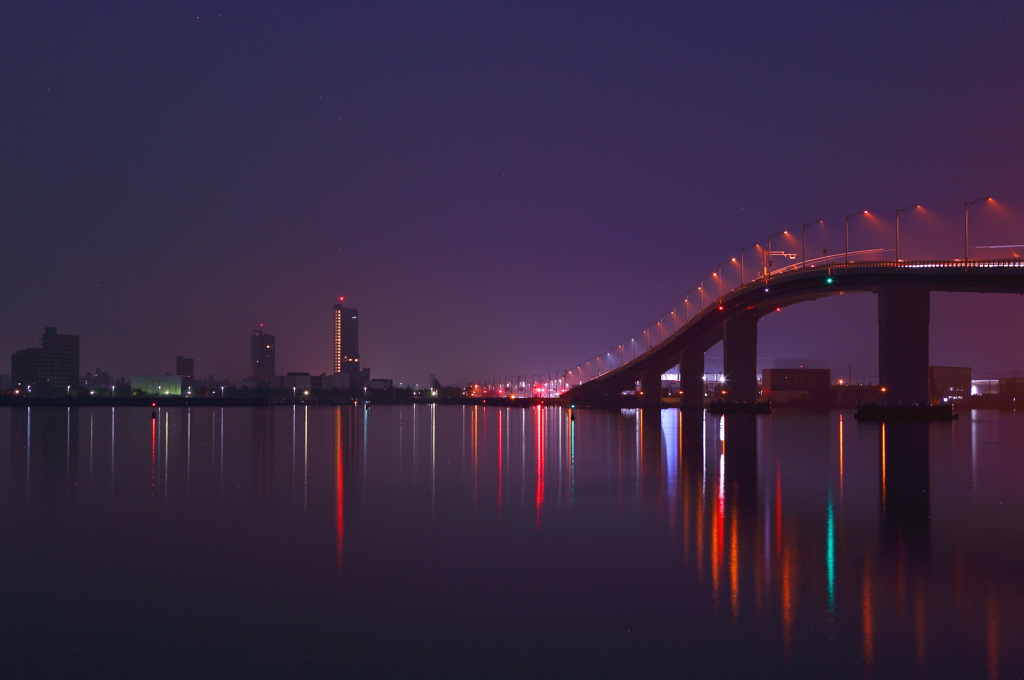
[776,307,781,312]
[338,296,344,301]
[151,403,156,407]
[718,305,724,311]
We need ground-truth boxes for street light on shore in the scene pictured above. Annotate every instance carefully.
[964,197,993,262]
[802,220,822,269]
[844,211,867,264]
[894,205,919,263]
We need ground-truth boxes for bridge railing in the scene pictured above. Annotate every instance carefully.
[556,256,1024,394]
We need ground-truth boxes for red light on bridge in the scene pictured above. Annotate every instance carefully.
[718,305,724,311]
[776,307,781,312]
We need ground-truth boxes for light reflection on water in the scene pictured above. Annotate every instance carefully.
[0,404,1023,678]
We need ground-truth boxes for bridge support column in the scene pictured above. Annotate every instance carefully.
[679,346,704,409]
[723,311,759,402]
[878,289,930,404]
[640,369,662,409]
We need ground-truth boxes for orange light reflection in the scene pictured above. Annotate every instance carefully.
[335,406,344,570]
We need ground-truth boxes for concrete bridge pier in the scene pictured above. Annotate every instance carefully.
[723,311,759,402]
[878,290,930,404]
[678,346,705,409]
[639,369,663,409]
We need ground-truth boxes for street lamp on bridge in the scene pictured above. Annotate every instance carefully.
[766,231,788,275]
[684,288,696,322]
[964,197,993,262]
[716,260,731,299]
[739,244,758,285]
[894,204,920,263]
[801,220,822,269]
[844,211,867,264]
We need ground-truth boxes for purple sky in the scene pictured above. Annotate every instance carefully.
[3,1,1024,385]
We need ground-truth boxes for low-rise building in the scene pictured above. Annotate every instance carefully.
[132,375,183,396]
[761,368,832,402]
[929,366,971,402]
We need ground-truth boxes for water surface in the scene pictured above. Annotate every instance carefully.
[1,404,1022,678]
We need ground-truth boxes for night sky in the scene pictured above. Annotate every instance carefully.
[3,1,1024,385]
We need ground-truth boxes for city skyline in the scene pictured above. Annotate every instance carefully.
[3,3,1024,384]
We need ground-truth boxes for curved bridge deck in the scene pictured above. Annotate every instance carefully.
[565,259,1024,406]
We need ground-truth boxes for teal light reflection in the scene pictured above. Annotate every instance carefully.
[569,416,576,503]
[827,487,835,615]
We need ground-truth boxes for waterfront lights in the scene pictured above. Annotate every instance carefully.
[894,205,920,262]
[844,211,868,264]
[964,197,993,262]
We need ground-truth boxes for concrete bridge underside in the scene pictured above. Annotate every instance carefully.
[564,262,1024,408]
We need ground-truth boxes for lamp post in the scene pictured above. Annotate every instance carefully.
[964,197,993,262]
[894,205,919,263]
[802,220,822,268]
[844,211,867,264]
[717,260,730,298]
[739,244,757,285]
[766,231,787,275]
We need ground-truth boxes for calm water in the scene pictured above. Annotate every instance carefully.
[1,404,1023,679]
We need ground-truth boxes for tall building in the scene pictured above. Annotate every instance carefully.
[10,327,80,391]
[175,356,194,379]
[250,329,275,385]
[333,301,360,374]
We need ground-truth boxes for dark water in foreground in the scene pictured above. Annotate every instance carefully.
[0,405,1022,679]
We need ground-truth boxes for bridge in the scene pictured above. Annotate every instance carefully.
[558,256,1024,408]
